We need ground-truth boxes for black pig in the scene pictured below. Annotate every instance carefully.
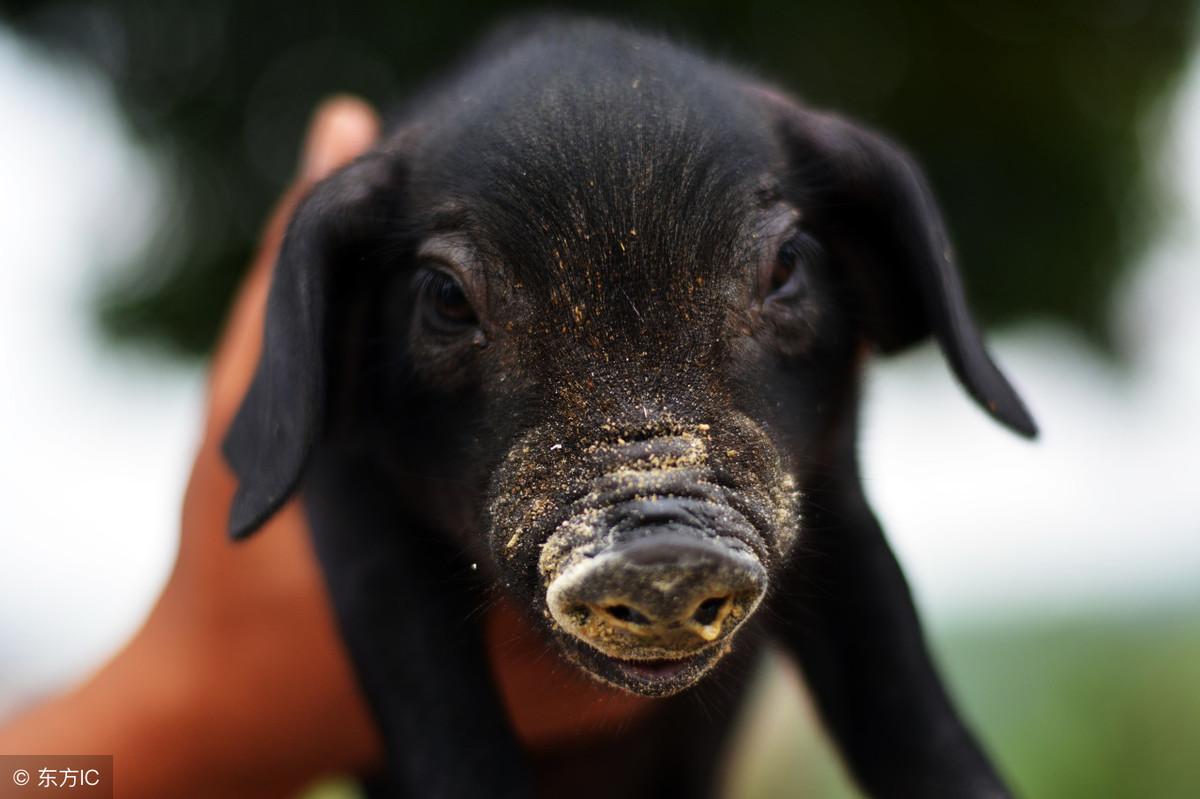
[224,16,1035,799]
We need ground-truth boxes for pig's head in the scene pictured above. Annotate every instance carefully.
[224,26,1034,697]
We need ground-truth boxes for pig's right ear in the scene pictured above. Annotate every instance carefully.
[223,151,404,540]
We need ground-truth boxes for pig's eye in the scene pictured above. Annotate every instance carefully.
[417,267,478,332]
[764,231,821,302]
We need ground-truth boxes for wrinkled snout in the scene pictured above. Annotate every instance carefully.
[545,498,768,661]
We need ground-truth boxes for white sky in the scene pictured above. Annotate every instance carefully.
[0,26,1197,717]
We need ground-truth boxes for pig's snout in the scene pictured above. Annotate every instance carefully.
[544,503,767,660]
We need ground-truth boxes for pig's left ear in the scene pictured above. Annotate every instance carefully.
[223,150,405,540]
[758,90,1037,438]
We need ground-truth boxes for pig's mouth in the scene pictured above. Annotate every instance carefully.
[560,635,728,696]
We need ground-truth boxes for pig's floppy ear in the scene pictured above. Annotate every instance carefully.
[763,93,1037,438]
[223,151,403,540]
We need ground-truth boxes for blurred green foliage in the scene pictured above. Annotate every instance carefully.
[738,607,1200,798]
[944,609,1200,797]
[3,0,1197,357]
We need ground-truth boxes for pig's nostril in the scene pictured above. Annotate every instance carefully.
[604,604,651,625]
[692,596,729,626]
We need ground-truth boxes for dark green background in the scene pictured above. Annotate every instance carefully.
[4,0,1197,358]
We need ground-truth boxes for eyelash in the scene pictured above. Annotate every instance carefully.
[767,232,822,300]
[415,267,478,331]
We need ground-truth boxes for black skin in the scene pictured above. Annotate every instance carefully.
[223,16,1035,799]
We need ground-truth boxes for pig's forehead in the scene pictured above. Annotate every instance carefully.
[407,37,783,266]
[467,149,761,283]
[414,106,778,297]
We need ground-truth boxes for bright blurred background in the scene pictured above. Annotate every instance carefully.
[0,2,1197,796]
